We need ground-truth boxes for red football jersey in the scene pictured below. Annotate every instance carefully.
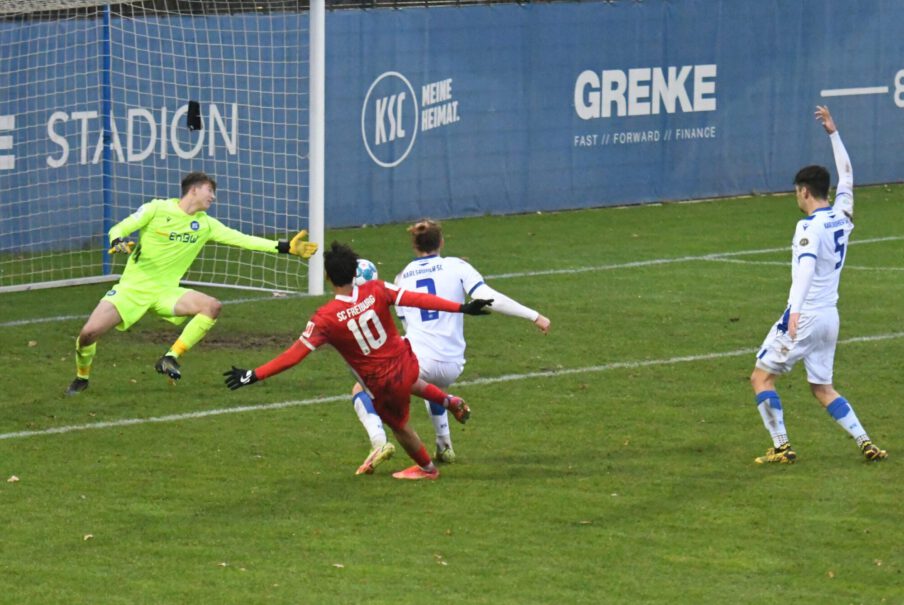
[251,279,463,429]
[300,280,418,386]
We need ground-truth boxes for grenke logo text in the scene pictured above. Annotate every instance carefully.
[574,64,716,119]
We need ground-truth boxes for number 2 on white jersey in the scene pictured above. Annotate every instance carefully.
[415,278,440,322]
[346,309,388,354]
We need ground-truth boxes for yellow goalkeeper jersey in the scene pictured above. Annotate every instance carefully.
[109,198,278,290]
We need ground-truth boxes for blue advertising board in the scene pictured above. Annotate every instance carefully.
[330,1,904,225]
[2,0,903,252]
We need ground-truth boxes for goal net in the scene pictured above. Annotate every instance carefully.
[0,0,322,294]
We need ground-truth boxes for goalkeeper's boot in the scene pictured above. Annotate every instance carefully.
[860,440,888,462]
[155,354,182,382]
[392,465,440,480]
[65,377,89,396]
[754,443,797,464]
[435,445,456,464]
[443,395,470,424]
[356,443,396,475]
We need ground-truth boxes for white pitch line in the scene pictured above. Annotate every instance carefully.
[484,235,904,280]
[842,266,904,271]
[0,314,87,327]
[704,258,787,267]
[820,86,889,97]
[3,235,901,329]
[2,330,903,442]
[0,294,301,328]
[704,258,904,271]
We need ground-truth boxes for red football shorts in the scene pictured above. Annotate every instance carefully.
[368,348,420,431]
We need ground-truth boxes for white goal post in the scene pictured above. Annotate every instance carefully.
[0,0,325,294]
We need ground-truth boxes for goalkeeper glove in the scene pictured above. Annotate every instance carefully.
[460,299,494,315]
[224,366,259,390]
[108,237,135,255]
[277,229,318,259]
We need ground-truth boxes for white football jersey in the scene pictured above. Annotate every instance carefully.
[395,255,484,364]
[789,199,853,313]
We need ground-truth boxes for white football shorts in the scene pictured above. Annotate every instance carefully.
[755,307,840,384]
[417,357,465,389]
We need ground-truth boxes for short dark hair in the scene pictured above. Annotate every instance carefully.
[793,165,830,200]
[181,172,217,197]
[324,241,359,287]
[408,218,442,253]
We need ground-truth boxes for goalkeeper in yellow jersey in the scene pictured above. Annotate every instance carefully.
[66,172,317,396]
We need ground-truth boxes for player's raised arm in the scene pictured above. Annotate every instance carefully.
[816,106,854,218]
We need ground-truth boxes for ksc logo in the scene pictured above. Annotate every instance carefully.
[361,71,419,168]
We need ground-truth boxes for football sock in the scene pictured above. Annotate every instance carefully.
[419,383,448,404]
[825,397,869,445]
[74,337,96,379]
[756,390,789,448]
[353,391,387,448]
[424,400,452,447]
[412,444,434,470]
[167,313,216,359]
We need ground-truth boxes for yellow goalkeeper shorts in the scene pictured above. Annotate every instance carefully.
[103,284,191,331]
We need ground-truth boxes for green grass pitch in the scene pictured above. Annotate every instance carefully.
[1,187,902,603]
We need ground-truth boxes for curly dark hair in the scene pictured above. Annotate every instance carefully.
[323,241,359,287]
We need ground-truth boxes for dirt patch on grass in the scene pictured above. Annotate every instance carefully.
[129,329,293,349]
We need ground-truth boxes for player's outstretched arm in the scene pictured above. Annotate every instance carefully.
[460,298,494,315]
[275,229,318,258]
[208,218,318,258]
[224,366,259,390]
[224,340,312,390]
[534,314,551,334]
[397,288,493,315]
[283,229,318,259]
[470,283,549,332]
